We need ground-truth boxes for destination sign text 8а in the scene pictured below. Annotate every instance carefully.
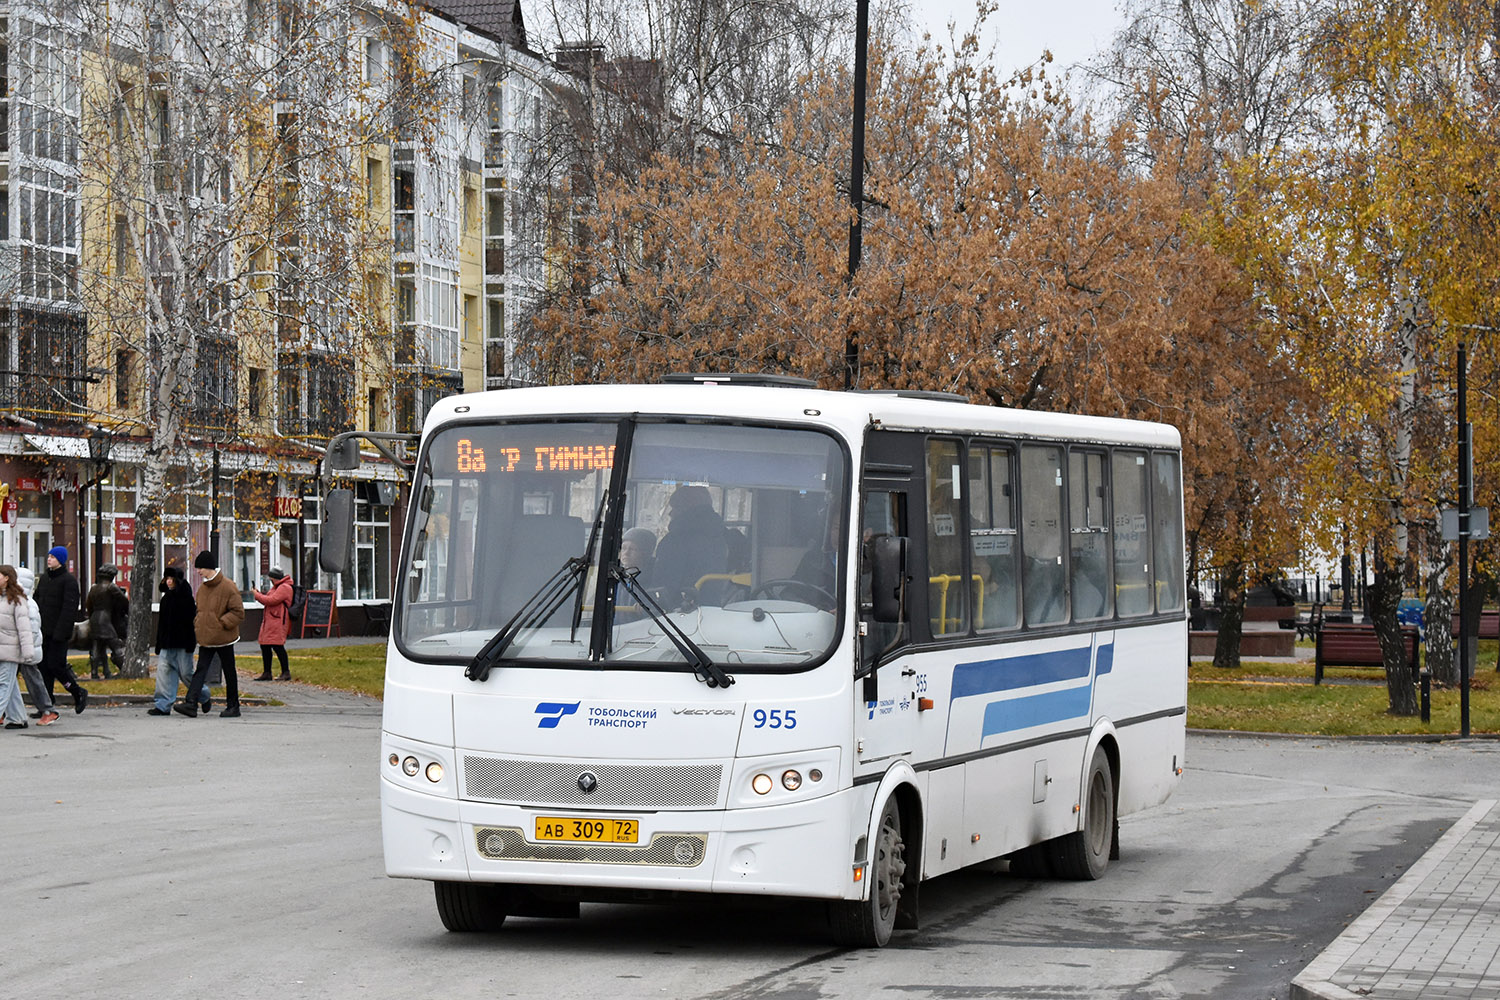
[455,439,616,474]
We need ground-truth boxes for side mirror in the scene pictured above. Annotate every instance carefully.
[319,488,356,574]
[870,535,907,623]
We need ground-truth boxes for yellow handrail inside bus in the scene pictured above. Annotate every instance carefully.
[929,573,984,635]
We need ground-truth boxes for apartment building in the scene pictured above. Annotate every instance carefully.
[0,0,563,628]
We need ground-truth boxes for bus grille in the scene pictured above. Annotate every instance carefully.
[462,757,722,809]
[474,826,707,867]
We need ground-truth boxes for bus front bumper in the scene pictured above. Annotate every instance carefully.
[381,778,861,900]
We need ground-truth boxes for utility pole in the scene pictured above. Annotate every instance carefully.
[1458,340,1471,737]
[844,0,869,390]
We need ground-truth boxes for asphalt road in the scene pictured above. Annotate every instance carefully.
[9,694,1497,1000]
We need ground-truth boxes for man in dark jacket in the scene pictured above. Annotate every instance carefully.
[150,565,199,717]
[85,564,129,680]
[34,545,87,713]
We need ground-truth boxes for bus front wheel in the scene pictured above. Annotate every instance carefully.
[1052,748,1115,880]
[434,880,509,932]
[830,796,906,947]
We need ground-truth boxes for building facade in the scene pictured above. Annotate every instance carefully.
[0,0,564,627]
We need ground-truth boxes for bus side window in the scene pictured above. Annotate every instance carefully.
[1112,451,1153,616]
[925,439,968,636]
[1068,449,1112,621]
[1152,453,1186,613]
[1021,445,1067,626]
[969,443,1018,630]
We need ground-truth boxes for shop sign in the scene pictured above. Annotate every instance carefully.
[116,517,136,542]
[274,496,303,519]
[15,477,41,492]
[115,518,135,595]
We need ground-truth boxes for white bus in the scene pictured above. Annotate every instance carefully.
[331,374,1187,947]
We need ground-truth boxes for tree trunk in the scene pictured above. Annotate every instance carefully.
[1369,559,1418,715]
[1423,525,1456,687]
[1459,568,1485,680]
[1212,561,1244,669]
[121,456,172,679]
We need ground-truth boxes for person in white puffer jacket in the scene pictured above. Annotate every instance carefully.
[0,563,36,729]
[14,566,57,725]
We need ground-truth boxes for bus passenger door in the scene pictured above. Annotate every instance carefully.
[855,437,922,773]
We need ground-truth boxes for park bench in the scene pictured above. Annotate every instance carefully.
[1241,604,1298,627]
[1449,609,1500,639]
[1314,623,1421,685]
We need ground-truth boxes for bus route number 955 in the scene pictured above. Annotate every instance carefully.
[752,709,797,729]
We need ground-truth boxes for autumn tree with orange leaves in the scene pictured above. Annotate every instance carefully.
[523,23,1310,660]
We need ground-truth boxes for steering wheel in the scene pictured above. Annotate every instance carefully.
[750,579,836,610]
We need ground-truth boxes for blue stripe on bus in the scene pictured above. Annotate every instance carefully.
[951,647,1092,698]
[982,685,1095,738]
[1095,642,1114,676]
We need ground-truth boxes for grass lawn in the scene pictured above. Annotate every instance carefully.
[1190,661,1500,736]
[60,643,389,702]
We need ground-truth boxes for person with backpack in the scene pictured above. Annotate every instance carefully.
[0,564,36,729]
[150,565,199,717]
[251,567,294,681]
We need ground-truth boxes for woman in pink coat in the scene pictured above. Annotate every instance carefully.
[251,568,294,681]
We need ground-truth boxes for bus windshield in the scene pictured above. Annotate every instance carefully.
[398,418,848,671]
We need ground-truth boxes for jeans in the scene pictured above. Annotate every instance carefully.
[154,648,198,712]
[17,661,51,714]
[0,661,22,722]
[186,644,237,710]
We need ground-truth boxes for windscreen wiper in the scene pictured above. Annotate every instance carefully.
[570,493,610,641]
[466,556,589,682]
[612,562,735,689]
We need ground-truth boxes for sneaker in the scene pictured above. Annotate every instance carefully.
[147,707,170,716]
[219,706,241,718]
[37,711,60,726]
[200,699,212,716]
[73,687,89,714]
[5,720,27,729]
[172,701,198,719]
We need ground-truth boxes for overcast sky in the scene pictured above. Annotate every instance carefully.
[905,0,1128,77]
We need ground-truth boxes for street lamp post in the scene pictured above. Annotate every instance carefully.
[87,431,113,581]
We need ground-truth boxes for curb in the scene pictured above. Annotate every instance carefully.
[1289,799,1498,1000]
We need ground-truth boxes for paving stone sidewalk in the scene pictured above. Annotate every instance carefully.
[1293,798,1500,1000]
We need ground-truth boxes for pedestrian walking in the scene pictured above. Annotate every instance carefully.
[15,566,59,725]
[84,563,129,680]
[0,564,36,729]
[251,567,294,681]
[33,545,87,714]
[150,565,199,717]
[175,549,245,718]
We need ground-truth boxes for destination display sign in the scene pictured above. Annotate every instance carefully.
[454,438,615,474]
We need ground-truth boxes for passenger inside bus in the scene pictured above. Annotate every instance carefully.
[652,485,737,606]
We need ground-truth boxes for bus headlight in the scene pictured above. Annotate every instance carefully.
[752,773,774,795]
[781,770,802,791]
[425,762,444,783]
[402,756,420,777]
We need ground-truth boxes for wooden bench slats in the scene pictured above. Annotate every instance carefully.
[1315,623,1420,685]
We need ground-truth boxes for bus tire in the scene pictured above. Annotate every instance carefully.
[434,880,509,932]
[1052,748,1115,880]
[829,796,906,947]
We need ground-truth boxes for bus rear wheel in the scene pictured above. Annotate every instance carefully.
[830,796,906,947]
[434,880,509,932]
[1052,748,1115,881]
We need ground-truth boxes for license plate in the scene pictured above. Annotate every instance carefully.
[534,816,639,844]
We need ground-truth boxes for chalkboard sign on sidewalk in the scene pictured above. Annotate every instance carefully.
[299,589,340,637]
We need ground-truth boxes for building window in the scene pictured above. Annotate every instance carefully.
[114,214,130,275]
[115,349,132,407]
[368,387,387,432]
[248,366,266,419]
